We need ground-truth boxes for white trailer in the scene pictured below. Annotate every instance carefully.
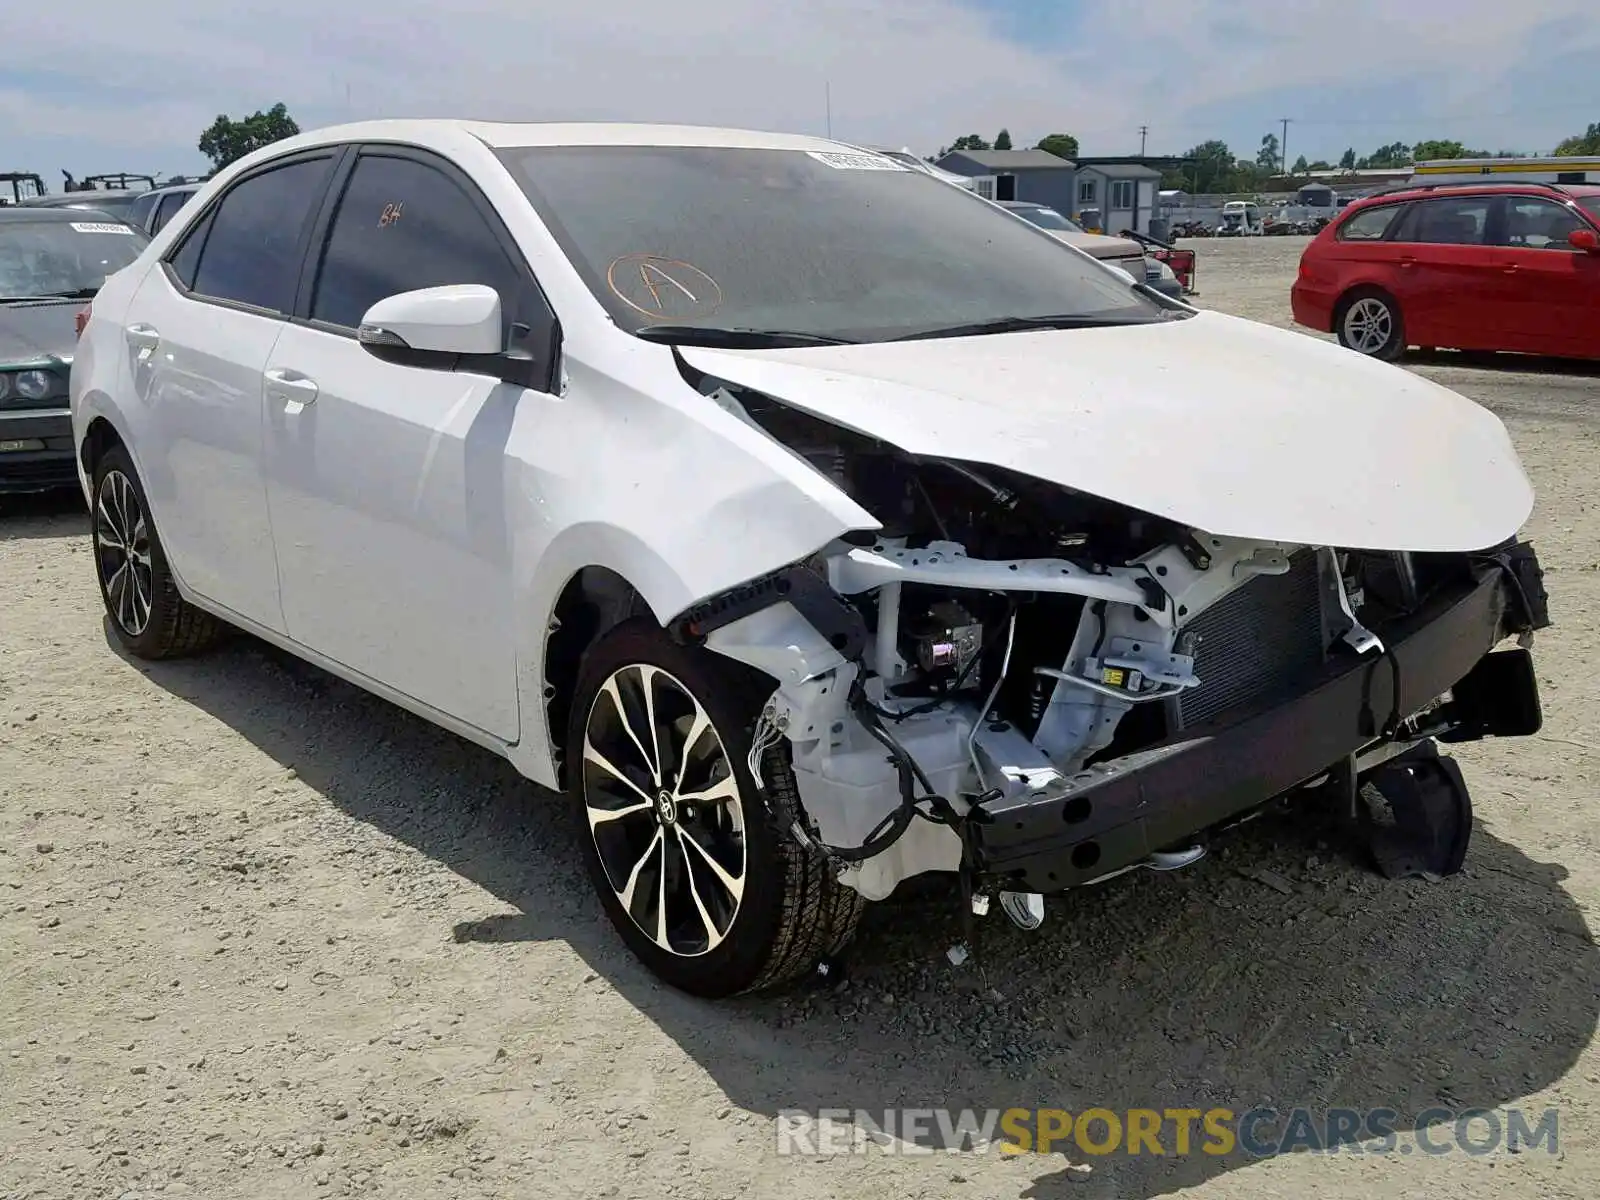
[1410,156,1600,186]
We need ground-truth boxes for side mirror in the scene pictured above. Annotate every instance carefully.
[358,284,504,359]
[1569,228,1600,253]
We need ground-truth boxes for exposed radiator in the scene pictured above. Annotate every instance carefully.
[1173,551,1329,729]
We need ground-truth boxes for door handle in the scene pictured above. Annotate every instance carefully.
[125,324,160,357]
[1397,256,1416,268]
[265,368,319,413]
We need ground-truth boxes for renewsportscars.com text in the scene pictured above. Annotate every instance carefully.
[775,1106,1560,1158]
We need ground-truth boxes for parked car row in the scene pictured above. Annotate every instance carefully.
[0,208,148,492]
[53,120,1548,999]
[993,200,1186,298]
[1291,180,1600,361]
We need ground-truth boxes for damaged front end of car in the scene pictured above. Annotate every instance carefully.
[670,367,1552,931]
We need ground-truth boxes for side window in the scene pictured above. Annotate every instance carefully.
[167,207,215,290]
[150,191,189,235]
[1336,204,1403,241]
[309,153,522,333]
[1500,198,1584,249]
[188,157,335,313]
[1403,197,1494,246]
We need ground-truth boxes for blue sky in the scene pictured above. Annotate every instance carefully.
[1,0,1596,183]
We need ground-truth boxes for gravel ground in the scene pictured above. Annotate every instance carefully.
[4,236,1600,1200]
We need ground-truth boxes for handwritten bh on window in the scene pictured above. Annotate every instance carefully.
[378,202,404,228]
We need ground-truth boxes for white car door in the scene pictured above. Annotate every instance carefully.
[260,147,554,741]
[124,152,341,632]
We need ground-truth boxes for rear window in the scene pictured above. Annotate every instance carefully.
[1337,204,1403,241]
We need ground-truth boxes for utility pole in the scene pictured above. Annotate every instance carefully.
[1280,117,1292,176]
[1138,125,1149,156]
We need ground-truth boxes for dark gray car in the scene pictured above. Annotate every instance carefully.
[1,208,149,493]
[21,190,146,221]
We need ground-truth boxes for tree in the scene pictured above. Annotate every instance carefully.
[993,128,1013,151]
[1338,147,1357,170]
[1256,133,1281,172]
[1555,122,1600,156]
[1363,141,1412,168]
[949,134,991,152]
[1308,159,1332,171]
[1035,133,1079,160]
[1176,140,1236,193]
[1291,154,1310,174]
[198,102,301,170]
[1410,139,1465,161]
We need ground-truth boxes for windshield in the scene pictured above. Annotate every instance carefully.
[1009,205,1080,232]
[496,145,1169,343]
[0,219,146,300]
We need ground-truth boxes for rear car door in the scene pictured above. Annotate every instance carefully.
[1386,194,1505,350]
[261,145,558,740]
[1490,195,1600,356]
[123,150,341,631]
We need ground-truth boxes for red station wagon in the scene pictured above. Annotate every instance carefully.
[1291,181,1600,361]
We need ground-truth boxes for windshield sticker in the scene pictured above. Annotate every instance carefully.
[605,255,723,321]
[69,222,135,235]
[804,150,909,171]
[379,202,404,228]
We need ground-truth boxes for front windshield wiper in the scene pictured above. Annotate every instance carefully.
[887,313,1154,342]
[633,324,856,348]
[0,287,99,303]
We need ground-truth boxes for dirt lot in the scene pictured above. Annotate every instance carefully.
[4,236,1600,1200]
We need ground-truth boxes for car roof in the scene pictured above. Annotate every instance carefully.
[997,200,1051,209]
[1351,182,1600,205]
[0,204,125,223]
[23,190,142,206]
[250,118,866,155]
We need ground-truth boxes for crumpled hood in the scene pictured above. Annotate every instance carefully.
[0,301,78,366]
[679,310,1534,553]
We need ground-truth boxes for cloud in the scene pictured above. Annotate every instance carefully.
[2,0,1597,176]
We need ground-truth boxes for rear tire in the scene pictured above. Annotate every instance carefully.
[566,618,864,997]
[91,444,224,659]
[1335,288,1406,361]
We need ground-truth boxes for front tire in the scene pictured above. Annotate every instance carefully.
[91,445,224,659]
[1336,289,1406,361]
[567,619,864,997]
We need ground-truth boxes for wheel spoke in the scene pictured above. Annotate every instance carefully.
[670,705,715,798]
[616,825,663,914]
[675,826,729,951]
[676,773,739,806]
[582,737,656,806]
[115,564,136,630]
[130,566,152,630]
[677,821,745,905]
[637,665,665,788]
[655,830,672,949]
[130,513,151,568]
[600,676,660,786]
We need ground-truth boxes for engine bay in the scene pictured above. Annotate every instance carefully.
[685,375,1501,905]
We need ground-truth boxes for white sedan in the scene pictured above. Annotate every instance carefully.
[71,120,1548,997]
